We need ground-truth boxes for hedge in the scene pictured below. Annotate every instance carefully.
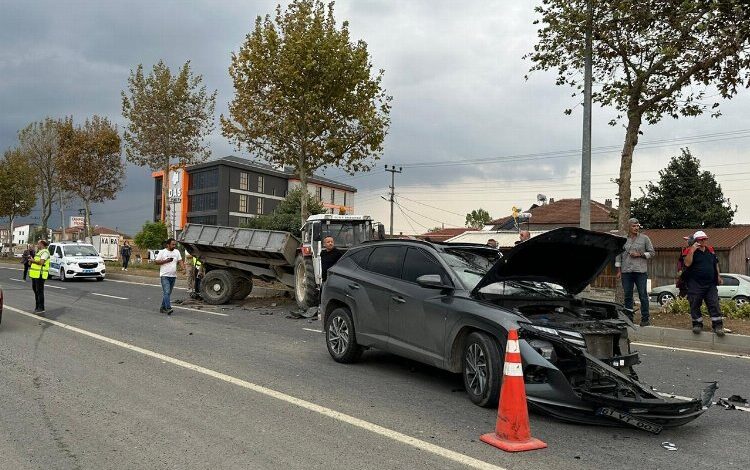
[660,297,750,319]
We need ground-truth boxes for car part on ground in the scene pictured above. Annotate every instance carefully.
[321,227,716,431]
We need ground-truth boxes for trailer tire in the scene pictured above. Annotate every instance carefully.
[201,269,234,305]
[294,255,319,310]
[232,274,253,300]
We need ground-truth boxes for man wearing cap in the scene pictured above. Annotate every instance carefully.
[683,230,725,336]
[615,218,655,326]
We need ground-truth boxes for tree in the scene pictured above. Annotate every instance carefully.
[465,208,492,229]
[17,118,62,234]
[222,0,391,226]
[242,186,326,236]
[122,60,217,236]
[527,1,750,230]
[57,116,125,240]
[0,148,36,241]
[134,221,168,250]
[631,149,735,229]
[428,226,443,233]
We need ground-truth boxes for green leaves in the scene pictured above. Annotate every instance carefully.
[630,148,735,229]
[134,221,169,250]
[221,0,391,222]
[465,208,492,229]
[0,148,36,225]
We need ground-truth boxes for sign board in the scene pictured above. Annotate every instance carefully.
[70,216,85,228]
[166,168,185,230]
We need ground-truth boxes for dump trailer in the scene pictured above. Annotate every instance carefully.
[179,215,383,307]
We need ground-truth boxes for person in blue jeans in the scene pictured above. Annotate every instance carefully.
[615,218,655,326]
[154,238,184,315]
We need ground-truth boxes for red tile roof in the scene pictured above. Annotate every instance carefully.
[418,227,476,242]
[643,226,750,250]
[490,199,616,225]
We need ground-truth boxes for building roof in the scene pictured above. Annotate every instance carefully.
[188,156,358,192]
[489,198,616,227]
[57,226,129,237]
[445,230,546,248]
[643,226,750,250]
[418,227,476,242]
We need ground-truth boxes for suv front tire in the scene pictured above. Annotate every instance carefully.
[325,307,363,363]
[462,331,503,407]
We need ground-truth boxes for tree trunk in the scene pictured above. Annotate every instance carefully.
[9,214,14,246]
[298,155,308,228]
[40,186,53,235]
[84,199,92,242]
[617,112,643,232]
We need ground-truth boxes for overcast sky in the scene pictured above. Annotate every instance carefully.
[2,0,750,236]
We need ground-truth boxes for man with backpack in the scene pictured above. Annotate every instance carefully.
[682,230,725,336]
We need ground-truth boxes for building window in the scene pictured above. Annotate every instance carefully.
[239,194,248,213]
[343,192,347,206]
[187,215,217,225]
[189,168,218,190]
[316,187,322,200]
[330,189,335,204]
[258,176,264,193]
[188,192,218,212]
[272,188,277,196]
[257,198,264,214]
[240,172,249,191]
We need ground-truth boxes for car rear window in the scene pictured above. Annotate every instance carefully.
[366,246,405,278]
[347,247,372,268]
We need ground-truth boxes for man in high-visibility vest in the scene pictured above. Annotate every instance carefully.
[28,239,51,314]
[186,253,203,299]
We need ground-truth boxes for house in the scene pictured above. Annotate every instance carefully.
[0,225,10,245]
[51,226,129,243]
[417,227,476,242]
[489,198,617,232]
[445,230,546,249]
[642,227,750,287]
[12,224,36,245]
[152,156,357,230]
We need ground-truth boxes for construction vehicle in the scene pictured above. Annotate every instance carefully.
[178,214,384,308]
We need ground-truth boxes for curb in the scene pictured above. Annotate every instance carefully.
[631,325,750,355]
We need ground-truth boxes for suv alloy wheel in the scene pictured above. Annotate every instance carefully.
[462,331,503,407]
[325,307,363,363]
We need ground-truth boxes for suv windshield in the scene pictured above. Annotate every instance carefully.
[439,249,499,290]
[63,245,99,257]
[321,222,370,248]
[479,280,567,298]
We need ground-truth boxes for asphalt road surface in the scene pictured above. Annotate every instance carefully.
[1,265,748,470]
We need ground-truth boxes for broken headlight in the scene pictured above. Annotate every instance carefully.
[525,324,586,347]
[528,339,557,362]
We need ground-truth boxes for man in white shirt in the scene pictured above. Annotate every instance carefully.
[154,238,184,315]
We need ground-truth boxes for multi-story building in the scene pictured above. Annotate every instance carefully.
[12,223,36,245]
[152,156,357,230]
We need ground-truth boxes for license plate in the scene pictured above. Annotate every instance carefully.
[596,407,663,434]
[83,269,95,273]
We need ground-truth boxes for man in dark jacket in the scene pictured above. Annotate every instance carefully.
[683,230,724,336]
[320,236,343,282]
[121,241,132,271]
[21,244,35,281]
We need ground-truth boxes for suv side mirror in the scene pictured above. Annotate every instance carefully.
[416,274,452,290]
[312,222,322,242]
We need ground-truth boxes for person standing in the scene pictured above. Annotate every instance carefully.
[676,234,694,298]
[683,230,725,336]
[320,236,343,282]
[120,241,132,271]
[485,239,498,249]
[615,218,655,326]
[21,244,35,281]
[28,240,50,314]
[154,238,184,315]
[515,230,530,245]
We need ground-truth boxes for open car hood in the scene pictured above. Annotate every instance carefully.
[471,227,625,296]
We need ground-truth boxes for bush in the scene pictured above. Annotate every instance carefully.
[660,296,750,319]
[134,221,168,250]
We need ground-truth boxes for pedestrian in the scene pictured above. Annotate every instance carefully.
[486,239,498,249]
[21,244,35,281]
[615,218,655,326]
[154,238,184,315]
[515,230,530,245]
[318,236,343,322]
[28,240,50,314]
[675,234,694,298]
[120,241,132,271]
[682,230,725,336]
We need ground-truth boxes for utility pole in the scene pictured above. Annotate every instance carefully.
[579,0,593,230]
[385,165,402,236]
[59,191,66,241]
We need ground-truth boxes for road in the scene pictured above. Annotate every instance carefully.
[0,265,748,470]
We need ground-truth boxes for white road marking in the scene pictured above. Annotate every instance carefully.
[0,266,23,271]
[106,278,188,291]
[46,284,66,290]
[91,293,128,300]
[172,305,229,317]
[633,342,750,359]
[5,304,507,470]
[302,328,323,333]
[9,278,25,282]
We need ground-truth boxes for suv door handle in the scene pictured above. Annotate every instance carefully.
[348,283,360,290]
[391,296,406,304]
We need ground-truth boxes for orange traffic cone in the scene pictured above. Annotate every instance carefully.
[480,329,547,452]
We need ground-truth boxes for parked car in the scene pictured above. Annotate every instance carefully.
[47,242,106,281]
[321,227,714,431]
[649,273,750,306]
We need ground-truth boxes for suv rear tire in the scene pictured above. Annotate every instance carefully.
[462,331,503,407]
[325,307,363,363]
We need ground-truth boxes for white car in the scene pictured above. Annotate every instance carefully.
[48,242,106,282]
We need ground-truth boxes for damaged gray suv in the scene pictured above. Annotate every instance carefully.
[321,227,714,431]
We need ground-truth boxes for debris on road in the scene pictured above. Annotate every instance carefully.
[728,394,748,404]
[661,442,678,451]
